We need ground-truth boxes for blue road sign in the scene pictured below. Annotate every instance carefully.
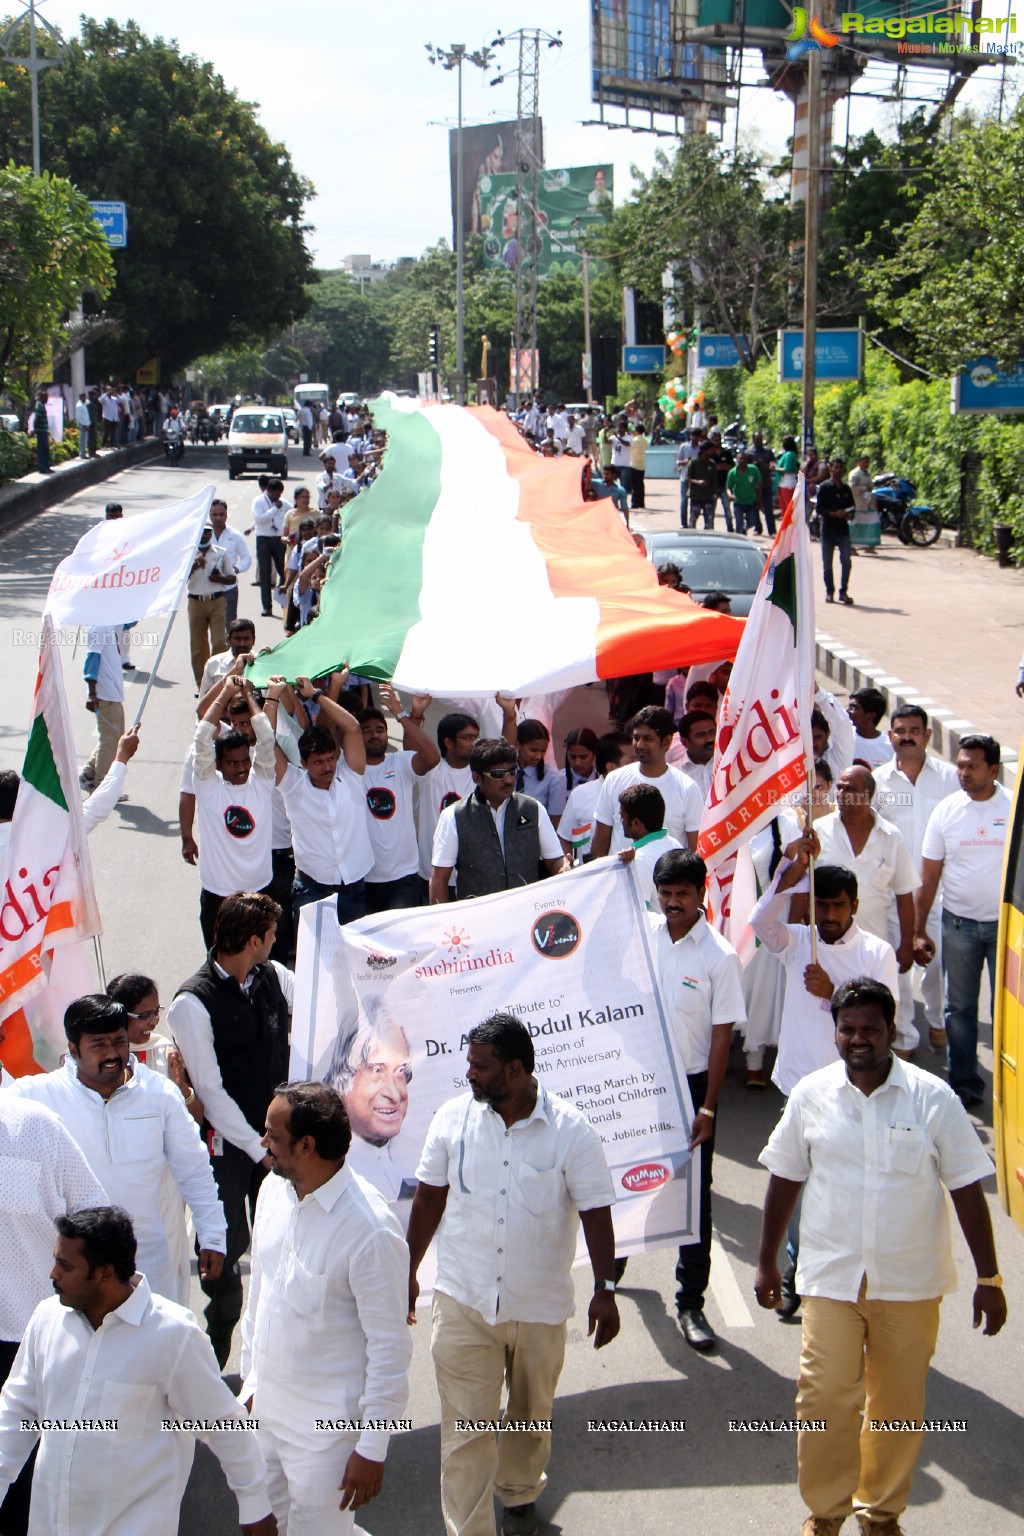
[89,201,127,248]
[697,334,742,369]
[952,359,1024,415]
[778,329,861,383]
[622,344,666,374]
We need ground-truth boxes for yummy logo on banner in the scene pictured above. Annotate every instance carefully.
[44,485,214,627]
[0,616,102,1074]
[697,480,816,960]
[291,859,698,1263]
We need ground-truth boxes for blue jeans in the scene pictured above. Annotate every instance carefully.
[941,909,996,1099]
[292,873,366,930]
[688,497,714,530]
[821,528,851,598]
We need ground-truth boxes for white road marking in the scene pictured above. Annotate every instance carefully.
[709,1235,755,1328]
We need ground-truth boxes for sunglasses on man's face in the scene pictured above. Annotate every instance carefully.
[483,766,517,781]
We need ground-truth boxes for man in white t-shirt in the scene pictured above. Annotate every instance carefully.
[192,678,276,948]
[590,706,702,859]
[360,685,439,912]
[914,734,1010,1109]
[848,686,894,770]
[874,705,959,1051]
[564,414,586,456]
[416,712,480,886]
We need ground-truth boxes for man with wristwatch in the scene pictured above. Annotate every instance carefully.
[647,848,747,1353]
[755,977,1006,1536]
[407,1013,619,1536]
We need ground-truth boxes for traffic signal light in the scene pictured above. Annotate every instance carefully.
[428,326,440,367]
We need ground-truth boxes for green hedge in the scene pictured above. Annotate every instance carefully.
[706,350,1024,559]
[0,426,82,485]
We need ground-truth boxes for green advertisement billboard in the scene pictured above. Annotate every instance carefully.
[478,164,613,278]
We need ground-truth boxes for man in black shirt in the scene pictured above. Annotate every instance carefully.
[708,430,736,531]
[817,457,856,605]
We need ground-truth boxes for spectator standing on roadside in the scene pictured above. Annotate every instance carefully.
[707,430,736,531]
[248,477,289,618]
[817,458,855,606]
[726,451,764,535]
[209,499,252,628]
[848,452,880,553]
[74,392,91,460]
[676,428,702,528]
[686,441,717,529]
[749,432,776,536]
[298,402,314,456]
[629,417,647,509]
[31,393,50,475]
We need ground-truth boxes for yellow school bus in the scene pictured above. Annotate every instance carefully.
[994,742,1024,1236]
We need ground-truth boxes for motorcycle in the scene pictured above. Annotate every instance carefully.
[164,432,185,466]
[872,473,942,546]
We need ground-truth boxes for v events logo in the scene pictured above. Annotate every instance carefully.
[785,6,840,60]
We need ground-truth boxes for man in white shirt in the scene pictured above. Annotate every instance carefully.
[297,402,314,456]
[913,734,1011,1109]
[0,1206,276,1536]
[648,849,745,1353]
[873,705,959,1052]
[675,429,701,526]
[590,706,702,859]
[812,688,855,782]
[616,783,682,909]
[0,1097,106,1535]
[74,392,91,459]
[847,687,895,770]
[9,995,226,1308]
[812,765,917,1048]
[99,384,120,448]
[187,525,235,689]
[193,679,277,947]
[754,977,1005,1536]
[241,1082,410,1534]
[407,1013,619,1536]
[248,478,289,617]
[316,456,348,511]
[429,738,565,904]
[168,892,293,1367]
[416,711,480,888]
[197,618,258,709]
[672,710,716,803]
[564,415,585,456]
[360,685,438,911]
[79,625,125,791]
[209,499,252,627]
[267,678,372,926]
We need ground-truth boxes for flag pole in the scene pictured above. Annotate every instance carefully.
[130,511,210,729]
[92,933,107,989]
[801,468,818,967]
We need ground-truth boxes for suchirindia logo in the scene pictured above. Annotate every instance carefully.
[786,6,1018,61]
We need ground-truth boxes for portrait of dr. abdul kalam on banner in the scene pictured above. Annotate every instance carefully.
[324,999,419,1207]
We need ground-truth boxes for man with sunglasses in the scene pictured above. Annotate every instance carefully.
[428,738,565,904]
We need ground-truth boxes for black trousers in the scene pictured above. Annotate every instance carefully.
[201,1140,267,1368]
[630,468,646,508]
[0,1340,34,1534]
[675,1070,715,1313]
[268,848,296,964]
[256,536,286,613]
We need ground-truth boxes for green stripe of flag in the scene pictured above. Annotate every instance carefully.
[22,712,68,811]
[247,399,441,686]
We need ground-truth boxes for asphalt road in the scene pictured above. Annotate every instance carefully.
[0,442,1021,1536]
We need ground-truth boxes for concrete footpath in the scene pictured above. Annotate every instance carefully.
[639,477,1024,781]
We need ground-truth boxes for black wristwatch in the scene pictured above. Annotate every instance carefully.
[310,688,323,702]
[594,1278,617,1294]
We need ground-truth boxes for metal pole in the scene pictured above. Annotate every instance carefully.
[455,53,466,407]
[582,250,593,405]
[29,0,40,175]
[131,514,209,727]
[801,48,821,457]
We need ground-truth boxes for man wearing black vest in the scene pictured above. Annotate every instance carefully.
[166,891,293,1366]
[428,737,565,903]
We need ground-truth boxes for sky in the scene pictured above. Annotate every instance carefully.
[30,0,1018,269]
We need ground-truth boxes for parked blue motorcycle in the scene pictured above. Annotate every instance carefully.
[872,473,943,546]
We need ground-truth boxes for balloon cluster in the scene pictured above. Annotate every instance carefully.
[666,330,685,356]
[658,378,705,425]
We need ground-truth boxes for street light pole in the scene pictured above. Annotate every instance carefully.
[426,41,494,407]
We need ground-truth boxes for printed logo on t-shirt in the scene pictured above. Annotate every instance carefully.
[224,805,256,838]
[366,786,397,821]
[439,790,462,811]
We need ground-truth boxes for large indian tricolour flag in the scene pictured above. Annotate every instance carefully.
[247,398,743,691]
[0,617,102,1075]
[698,480,816,960]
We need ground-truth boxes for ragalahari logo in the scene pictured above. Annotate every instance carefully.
[785,6,839,60]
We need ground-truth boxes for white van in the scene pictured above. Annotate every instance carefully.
[227,407,289,479]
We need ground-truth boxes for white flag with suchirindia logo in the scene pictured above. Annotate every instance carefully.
[0,617,102,1068]
[43,485,214,626]
[697,480,816,958]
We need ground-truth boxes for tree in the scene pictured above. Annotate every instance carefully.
[0,17,313,377]
[0,161,114,398]
[593,137,799,374]
[856,108,1024,373]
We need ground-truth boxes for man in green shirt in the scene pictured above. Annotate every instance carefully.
[725,451,764,535]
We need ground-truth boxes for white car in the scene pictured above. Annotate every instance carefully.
[227,408,289,480]
[281,407,299,444]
